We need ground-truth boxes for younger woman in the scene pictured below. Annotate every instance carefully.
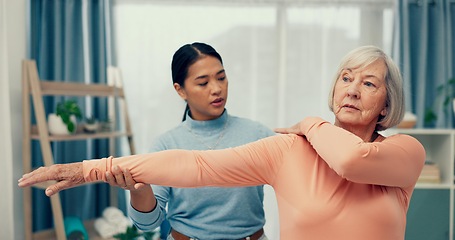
[111,42,275,240]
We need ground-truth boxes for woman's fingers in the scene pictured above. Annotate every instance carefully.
[122,168,136,186]
[274,127,290,134]
[105,164,145,191]
[18,166,55,187]
[112,166,127,187]
[105,171,118,186]
[133,182,147,190]
[106,165,140,191]
[274,127,298,134]
[274,122,304,135]
[105,167,124,187]
[45,180,73,196]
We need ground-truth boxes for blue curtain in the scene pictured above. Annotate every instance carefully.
[28,0,117,232]
[393,0,455,128]
[393,1,454,239]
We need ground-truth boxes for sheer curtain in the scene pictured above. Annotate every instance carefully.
[112,1,393,238]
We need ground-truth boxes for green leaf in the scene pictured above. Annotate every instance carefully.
[67,122,75,132]
[113,225,142,240]
[424,108,437,125]
[55,99,83,133]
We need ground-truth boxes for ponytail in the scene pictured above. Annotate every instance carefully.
[182,104,190,121]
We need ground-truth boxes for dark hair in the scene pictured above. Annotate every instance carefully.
[171,42,223,121]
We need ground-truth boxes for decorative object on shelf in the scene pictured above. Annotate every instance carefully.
[48,99,83,135]
[396,112,417,129]
[424,78,455,126]
[48,113,76,135]
[99,119,114,132]
[83,116,99,133]
[417,160,441,184]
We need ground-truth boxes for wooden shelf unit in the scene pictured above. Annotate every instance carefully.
[22,60,135,240]
[385,128,455,240]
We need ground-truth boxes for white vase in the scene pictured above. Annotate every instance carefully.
[48,113,76,135]
[453,99,455,118]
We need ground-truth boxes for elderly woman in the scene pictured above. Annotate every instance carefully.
[19,45,425,240]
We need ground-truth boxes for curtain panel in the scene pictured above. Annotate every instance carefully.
[394,0,455,128]
[28,0,114,232]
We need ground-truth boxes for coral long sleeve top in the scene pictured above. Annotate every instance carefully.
[83,117,426,240]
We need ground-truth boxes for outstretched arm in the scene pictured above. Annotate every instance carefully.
[19,134,295,196]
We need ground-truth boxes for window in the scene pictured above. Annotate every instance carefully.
[112,0,393,153]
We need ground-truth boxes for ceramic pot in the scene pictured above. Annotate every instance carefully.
[48,113,76,135]
[83,121,99,133]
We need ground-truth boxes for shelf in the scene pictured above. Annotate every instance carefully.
[30,125,133,141]
[32,80,125,97]
[415,183,453,189]
[390,128,455,134]
[388,128,455,240]
[22,60,136,240]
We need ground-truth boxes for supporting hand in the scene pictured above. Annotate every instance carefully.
[18,162,85,196]
[105,165,148,192]
[106,165,156,212]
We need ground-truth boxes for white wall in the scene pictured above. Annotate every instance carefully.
[0,0,26,239]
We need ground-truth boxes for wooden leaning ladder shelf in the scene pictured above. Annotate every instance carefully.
[22,59,136,240]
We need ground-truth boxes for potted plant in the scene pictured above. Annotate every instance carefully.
[48,99,83,135]
[424,78,455,127]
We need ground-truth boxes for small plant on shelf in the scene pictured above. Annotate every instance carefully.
[424,78,455,127]
[56,99,83,133]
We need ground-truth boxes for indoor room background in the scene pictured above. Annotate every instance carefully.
[1,0,454,239]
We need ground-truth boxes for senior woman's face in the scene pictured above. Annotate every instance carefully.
[332,59,388,129]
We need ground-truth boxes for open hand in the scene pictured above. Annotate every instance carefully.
[18,162,85,196]
[105,165,147,192]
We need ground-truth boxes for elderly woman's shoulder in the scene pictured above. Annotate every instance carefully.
[381,133,426,150]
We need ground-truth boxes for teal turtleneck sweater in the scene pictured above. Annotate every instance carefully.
[128,110,275,239]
